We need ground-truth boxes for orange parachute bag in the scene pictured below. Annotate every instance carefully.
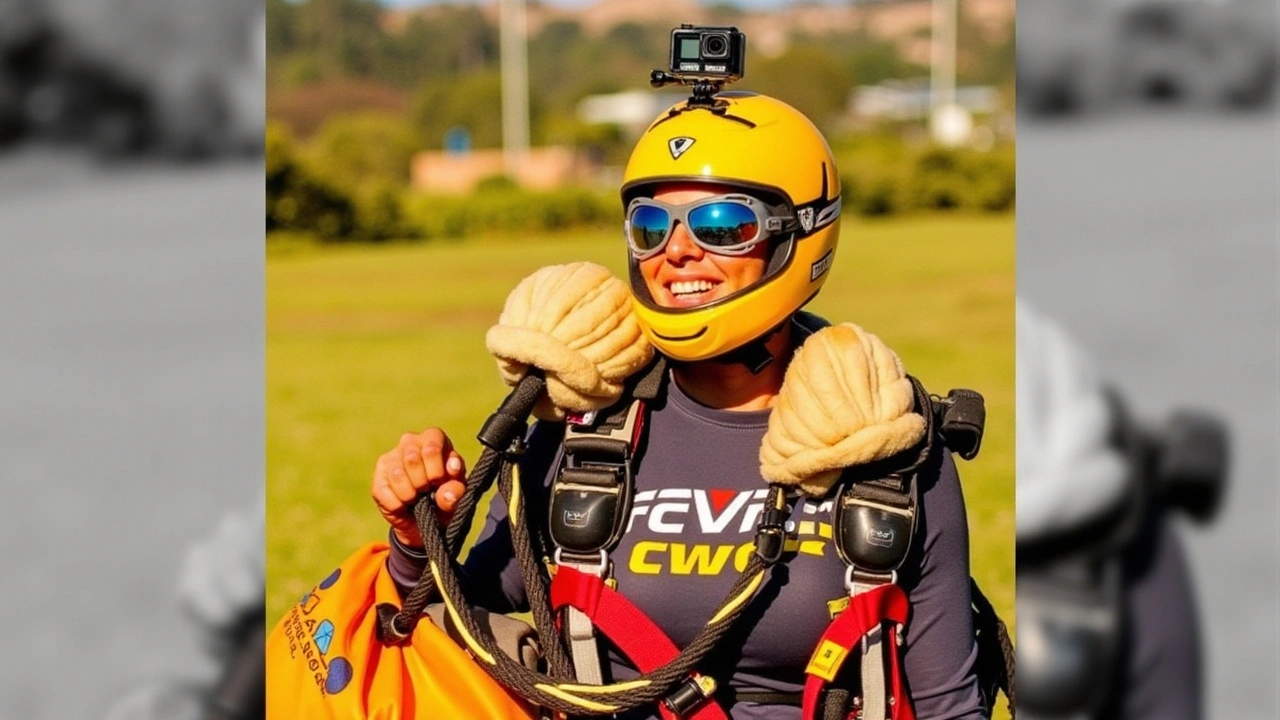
[265,542,536,720]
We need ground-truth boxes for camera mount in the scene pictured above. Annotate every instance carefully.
[649,70,727,108]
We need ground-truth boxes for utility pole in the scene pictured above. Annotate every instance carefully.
[930,0,968,146]
[499,0,531,182]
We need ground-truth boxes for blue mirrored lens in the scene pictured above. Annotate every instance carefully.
[688,202,760,248]
[629,205,671,251]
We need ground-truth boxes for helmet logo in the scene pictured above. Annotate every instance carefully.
[798,207,815,232]
[810,249,834,281]
[668,137,696,159]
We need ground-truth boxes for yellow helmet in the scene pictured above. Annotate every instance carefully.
[620,92,842,363]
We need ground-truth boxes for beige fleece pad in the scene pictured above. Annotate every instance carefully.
[486,262,654,420]
[760,323,926,497]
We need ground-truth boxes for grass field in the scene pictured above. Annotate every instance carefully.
[267,213,1015,714]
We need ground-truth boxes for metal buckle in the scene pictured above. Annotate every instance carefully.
[554,548,609,578]
[844,566,897,595]
[566,399,643,451]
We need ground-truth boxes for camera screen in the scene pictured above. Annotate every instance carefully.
[679,37,701,61]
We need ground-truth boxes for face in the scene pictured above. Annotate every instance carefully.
[636,183,770,309]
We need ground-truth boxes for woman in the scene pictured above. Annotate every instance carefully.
[371,93,988,719]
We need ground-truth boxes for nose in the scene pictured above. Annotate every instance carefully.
[664,222,704,264]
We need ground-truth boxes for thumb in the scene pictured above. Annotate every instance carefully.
[435,480,466,513]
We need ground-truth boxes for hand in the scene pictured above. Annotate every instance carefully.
[371,428,468,548]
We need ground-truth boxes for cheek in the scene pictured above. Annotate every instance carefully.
[715,255,768,289]
[638,257,663,287]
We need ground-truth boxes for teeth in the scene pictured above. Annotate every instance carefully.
[670,280,716,296]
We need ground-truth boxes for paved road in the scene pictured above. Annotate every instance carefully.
[0,150,263,720]
[1019,110,1279,718]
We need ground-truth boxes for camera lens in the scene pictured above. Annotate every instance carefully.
[701,33,730,59]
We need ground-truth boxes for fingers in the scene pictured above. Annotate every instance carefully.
[372,427,470,544]
[415,427,454,485]
[435,449,467,512]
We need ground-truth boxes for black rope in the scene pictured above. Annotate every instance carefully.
[386,372,546,638]
[417,495,768,714]
[498,460,575,680]
[380,365,770,714]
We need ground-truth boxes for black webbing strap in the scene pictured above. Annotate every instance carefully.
[718,688,803,708]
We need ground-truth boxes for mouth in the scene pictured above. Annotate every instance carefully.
[662,278,722,308]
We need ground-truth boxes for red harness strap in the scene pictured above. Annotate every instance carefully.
[550,565,729,720]
[801,583,913,720]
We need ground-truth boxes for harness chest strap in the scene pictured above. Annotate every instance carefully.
[550,357,667,699]
[802,582,912,720]
[550,565,729,720]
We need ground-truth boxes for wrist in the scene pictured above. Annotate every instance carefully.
[390,529,426,556]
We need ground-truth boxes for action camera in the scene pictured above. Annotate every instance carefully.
[665,25,746,84]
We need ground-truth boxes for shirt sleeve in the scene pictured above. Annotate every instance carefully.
[900,443,988,720]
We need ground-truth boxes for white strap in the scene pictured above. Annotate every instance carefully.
[566,605,604,685]
[860,625,887,720]
[852,577,892,720]
[562,559,606,685]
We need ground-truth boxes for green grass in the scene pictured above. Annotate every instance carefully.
[267,214,1014,714]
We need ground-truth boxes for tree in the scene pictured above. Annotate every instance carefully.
[302,111,419,193]
[411,70,503,150]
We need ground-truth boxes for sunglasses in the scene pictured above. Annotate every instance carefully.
[624,194,798,261]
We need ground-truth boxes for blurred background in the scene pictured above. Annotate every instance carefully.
[264,0,1015,244]
[264,1,1015,718]
[0,1,264,719]
[1016,0,1277,717]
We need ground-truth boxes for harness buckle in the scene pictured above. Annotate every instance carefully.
[833,484,915,574]
[566,397,643,449]
[550,400,643,555]
[662,674,718,718]
[843,566,898,596]
[553,548,609,578]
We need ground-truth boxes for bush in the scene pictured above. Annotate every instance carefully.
[351,181,412,242]
[401,187,617,240]
[301,111,420,196]
[266,121,358,240]
[835,136,1015,217]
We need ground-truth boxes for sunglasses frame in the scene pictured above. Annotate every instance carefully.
[624,194,798,261]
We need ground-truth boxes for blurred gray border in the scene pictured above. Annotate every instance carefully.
[1018,106,1279,718]
[0,149,263,719]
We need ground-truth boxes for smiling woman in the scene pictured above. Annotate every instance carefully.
[267,8,1014,719]
[345,89,1011,720]
[635,184,772,310]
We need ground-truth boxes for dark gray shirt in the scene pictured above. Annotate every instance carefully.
[390,376,986,719]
